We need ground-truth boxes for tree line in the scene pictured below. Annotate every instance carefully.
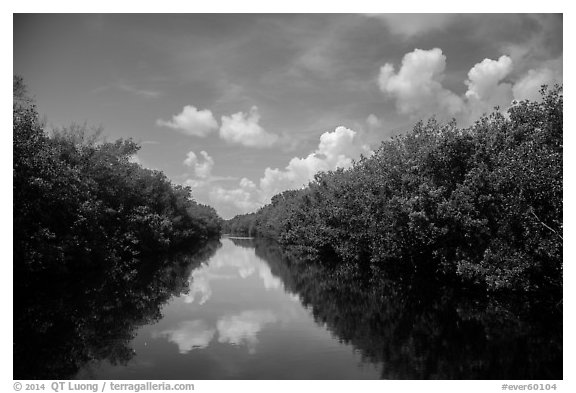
[224,86,563,294]
[13,76,223,278]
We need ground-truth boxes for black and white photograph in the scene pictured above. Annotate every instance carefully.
[9,6,568,387]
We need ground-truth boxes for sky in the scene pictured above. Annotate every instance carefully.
[13,13,563,219]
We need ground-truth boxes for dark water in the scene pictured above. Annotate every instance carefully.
[14,237,562,379]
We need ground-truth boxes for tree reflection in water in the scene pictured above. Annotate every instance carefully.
[15,235,561,380]
[14,240,221,380]
[248,238,562,379]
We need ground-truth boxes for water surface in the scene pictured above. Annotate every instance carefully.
[16,237,561,379]
[76,238,381,379]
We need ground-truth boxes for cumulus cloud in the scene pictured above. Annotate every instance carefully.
[464,55,514,119]
[180,150,245,218]
[154,320,215,353]
[209,178,262,219]
[367,14,456,38]
[378,48,562,124]
[259,126,371,202]
[465,56,513,101]
[183,150,214,179]
[198,126,371,219]
[219,106,279,148]
[157,105,218,137]
[463,54,561,113]
[159,105,284,148]
[378,48,465,117]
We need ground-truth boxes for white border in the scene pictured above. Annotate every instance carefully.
[3,3,572,392]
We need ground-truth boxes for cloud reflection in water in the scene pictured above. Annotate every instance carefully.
[154,320,215,354]
[217,310,278,354]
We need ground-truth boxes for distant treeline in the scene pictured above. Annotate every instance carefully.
[223,86,562,293]
[13,76,222,276]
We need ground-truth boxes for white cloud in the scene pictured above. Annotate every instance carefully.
[378,48,562,124]
[219,106,279,148]
[367,14,456,38]
[157,105,218,137]
[378,48,465,117]
[183,150,214,179]
[197,126,371,219]
[216,310,277,354]
[465,56,513,101]
[209,178,262,219]
[467,56,513,104]
[463,55,514,120]
[158,105,284,148]
[462,54,561,117]
[184,176,244,219]
[259,126,371,202]
[154,320,215,353]
[181,151,243,216]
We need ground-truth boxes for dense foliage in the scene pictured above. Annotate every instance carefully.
[225,86,562,293]
[14,76,222,277]
[13,76,225,379]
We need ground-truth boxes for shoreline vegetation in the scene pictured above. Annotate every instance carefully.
[223,86,562,298]
[13,76,223,378]
[14,75,223,271]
